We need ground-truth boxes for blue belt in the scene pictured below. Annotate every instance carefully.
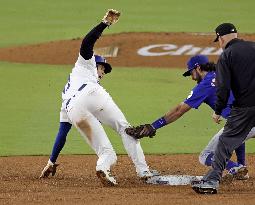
[78,84,87,91]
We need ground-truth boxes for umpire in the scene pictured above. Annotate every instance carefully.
[192,23,255,194]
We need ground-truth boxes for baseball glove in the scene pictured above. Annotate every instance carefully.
[125,124,156,139]
[102,9,121,26]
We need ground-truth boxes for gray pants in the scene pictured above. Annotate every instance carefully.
[203,106,255,181]
[199,127,255,166]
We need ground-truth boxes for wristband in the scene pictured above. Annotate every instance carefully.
[151,117,167,130]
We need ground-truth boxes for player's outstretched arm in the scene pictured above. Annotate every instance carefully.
[149,102,191,131]
[80,9,121,60]
[163,102,191,124]
[126,103,191,139]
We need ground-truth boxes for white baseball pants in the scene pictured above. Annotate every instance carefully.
[67,83,149,174]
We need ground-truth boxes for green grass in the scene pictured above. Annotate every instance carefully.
[1,0,255,47]
[1,62,255,156]
[1,0,255,156]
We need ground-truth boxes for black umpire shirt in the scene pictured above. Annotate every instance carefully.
[215,38,255,115]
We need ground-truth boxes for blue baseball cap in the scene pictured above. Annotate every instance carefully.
[95,55,112,74]
[183,55,209,77]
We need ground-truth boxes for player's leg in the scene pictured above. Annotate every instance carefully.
[199,128,223,166]
[40,105,72,178]
[74,115,117,172]
[202,107,255,183]
[234,142,245,165]
[199,127,243,168]
[193,110,255,194]
[68,95,117,186]
[199,127,248,182]
[92,90,151,178]
[202,127,255,168]
[232,127,255,179]
[199,125,255,168]
[199,128,237,169]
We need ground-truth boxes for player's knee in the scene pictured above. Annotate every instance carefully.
[200,151,214,166]
[199,152,207,166]
[76,118,93,141]
[199,150,213,166]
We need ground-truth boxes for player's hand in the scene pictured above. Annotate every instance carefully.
[39,161,59,179]
[125,124,156,139]
[102,9,121,26]
[212,112,222,124]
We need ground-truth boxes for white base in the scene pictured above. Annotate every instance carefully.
[146,175,203,186]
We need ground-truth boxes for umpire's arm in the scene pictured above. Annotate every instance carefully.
[215,54,231,115]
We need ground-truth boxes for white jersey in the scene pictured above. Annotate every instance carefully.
[62,54,99,101]
[60,54,101,119]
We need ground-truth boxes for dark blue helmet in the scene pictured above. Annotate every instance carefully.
[95,55,112,74]
[183,55,209,77]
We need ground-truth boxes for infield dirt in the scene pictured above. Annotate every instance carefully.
[1,155,255,205]
[1,32,255,68]
[1,32,255,204]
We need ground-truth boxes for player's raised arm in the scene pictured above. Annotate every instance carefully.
[80,9,121,60]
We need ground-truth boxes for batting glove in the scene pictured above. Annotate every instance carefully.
[39,159,59,179]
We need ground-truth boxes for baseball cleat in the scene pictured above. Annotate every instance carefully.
[192,187,218,194]
[221,164,248,184]
[39,160,59,179]
[191,180,219,194]
[191,179,203,186]
[138,170,160,181]
[96,170,117,186]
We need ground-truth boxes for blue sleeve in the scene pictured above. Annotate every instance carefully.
[184,84,208,109]
[50,122,72,163]
[220,91,235,119]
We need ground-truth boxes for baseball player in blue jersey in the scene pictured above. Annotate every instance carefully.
[40,9,155,186]
[126,55,255,181]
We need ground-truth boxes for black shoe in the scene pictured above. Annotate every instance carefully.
[191,180,219,194]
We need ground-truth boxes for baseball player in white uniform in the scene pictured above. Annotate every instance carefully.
[40,9,154,186]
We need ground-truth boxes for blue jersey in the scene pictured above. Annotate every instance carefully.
[184,72,234,119]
